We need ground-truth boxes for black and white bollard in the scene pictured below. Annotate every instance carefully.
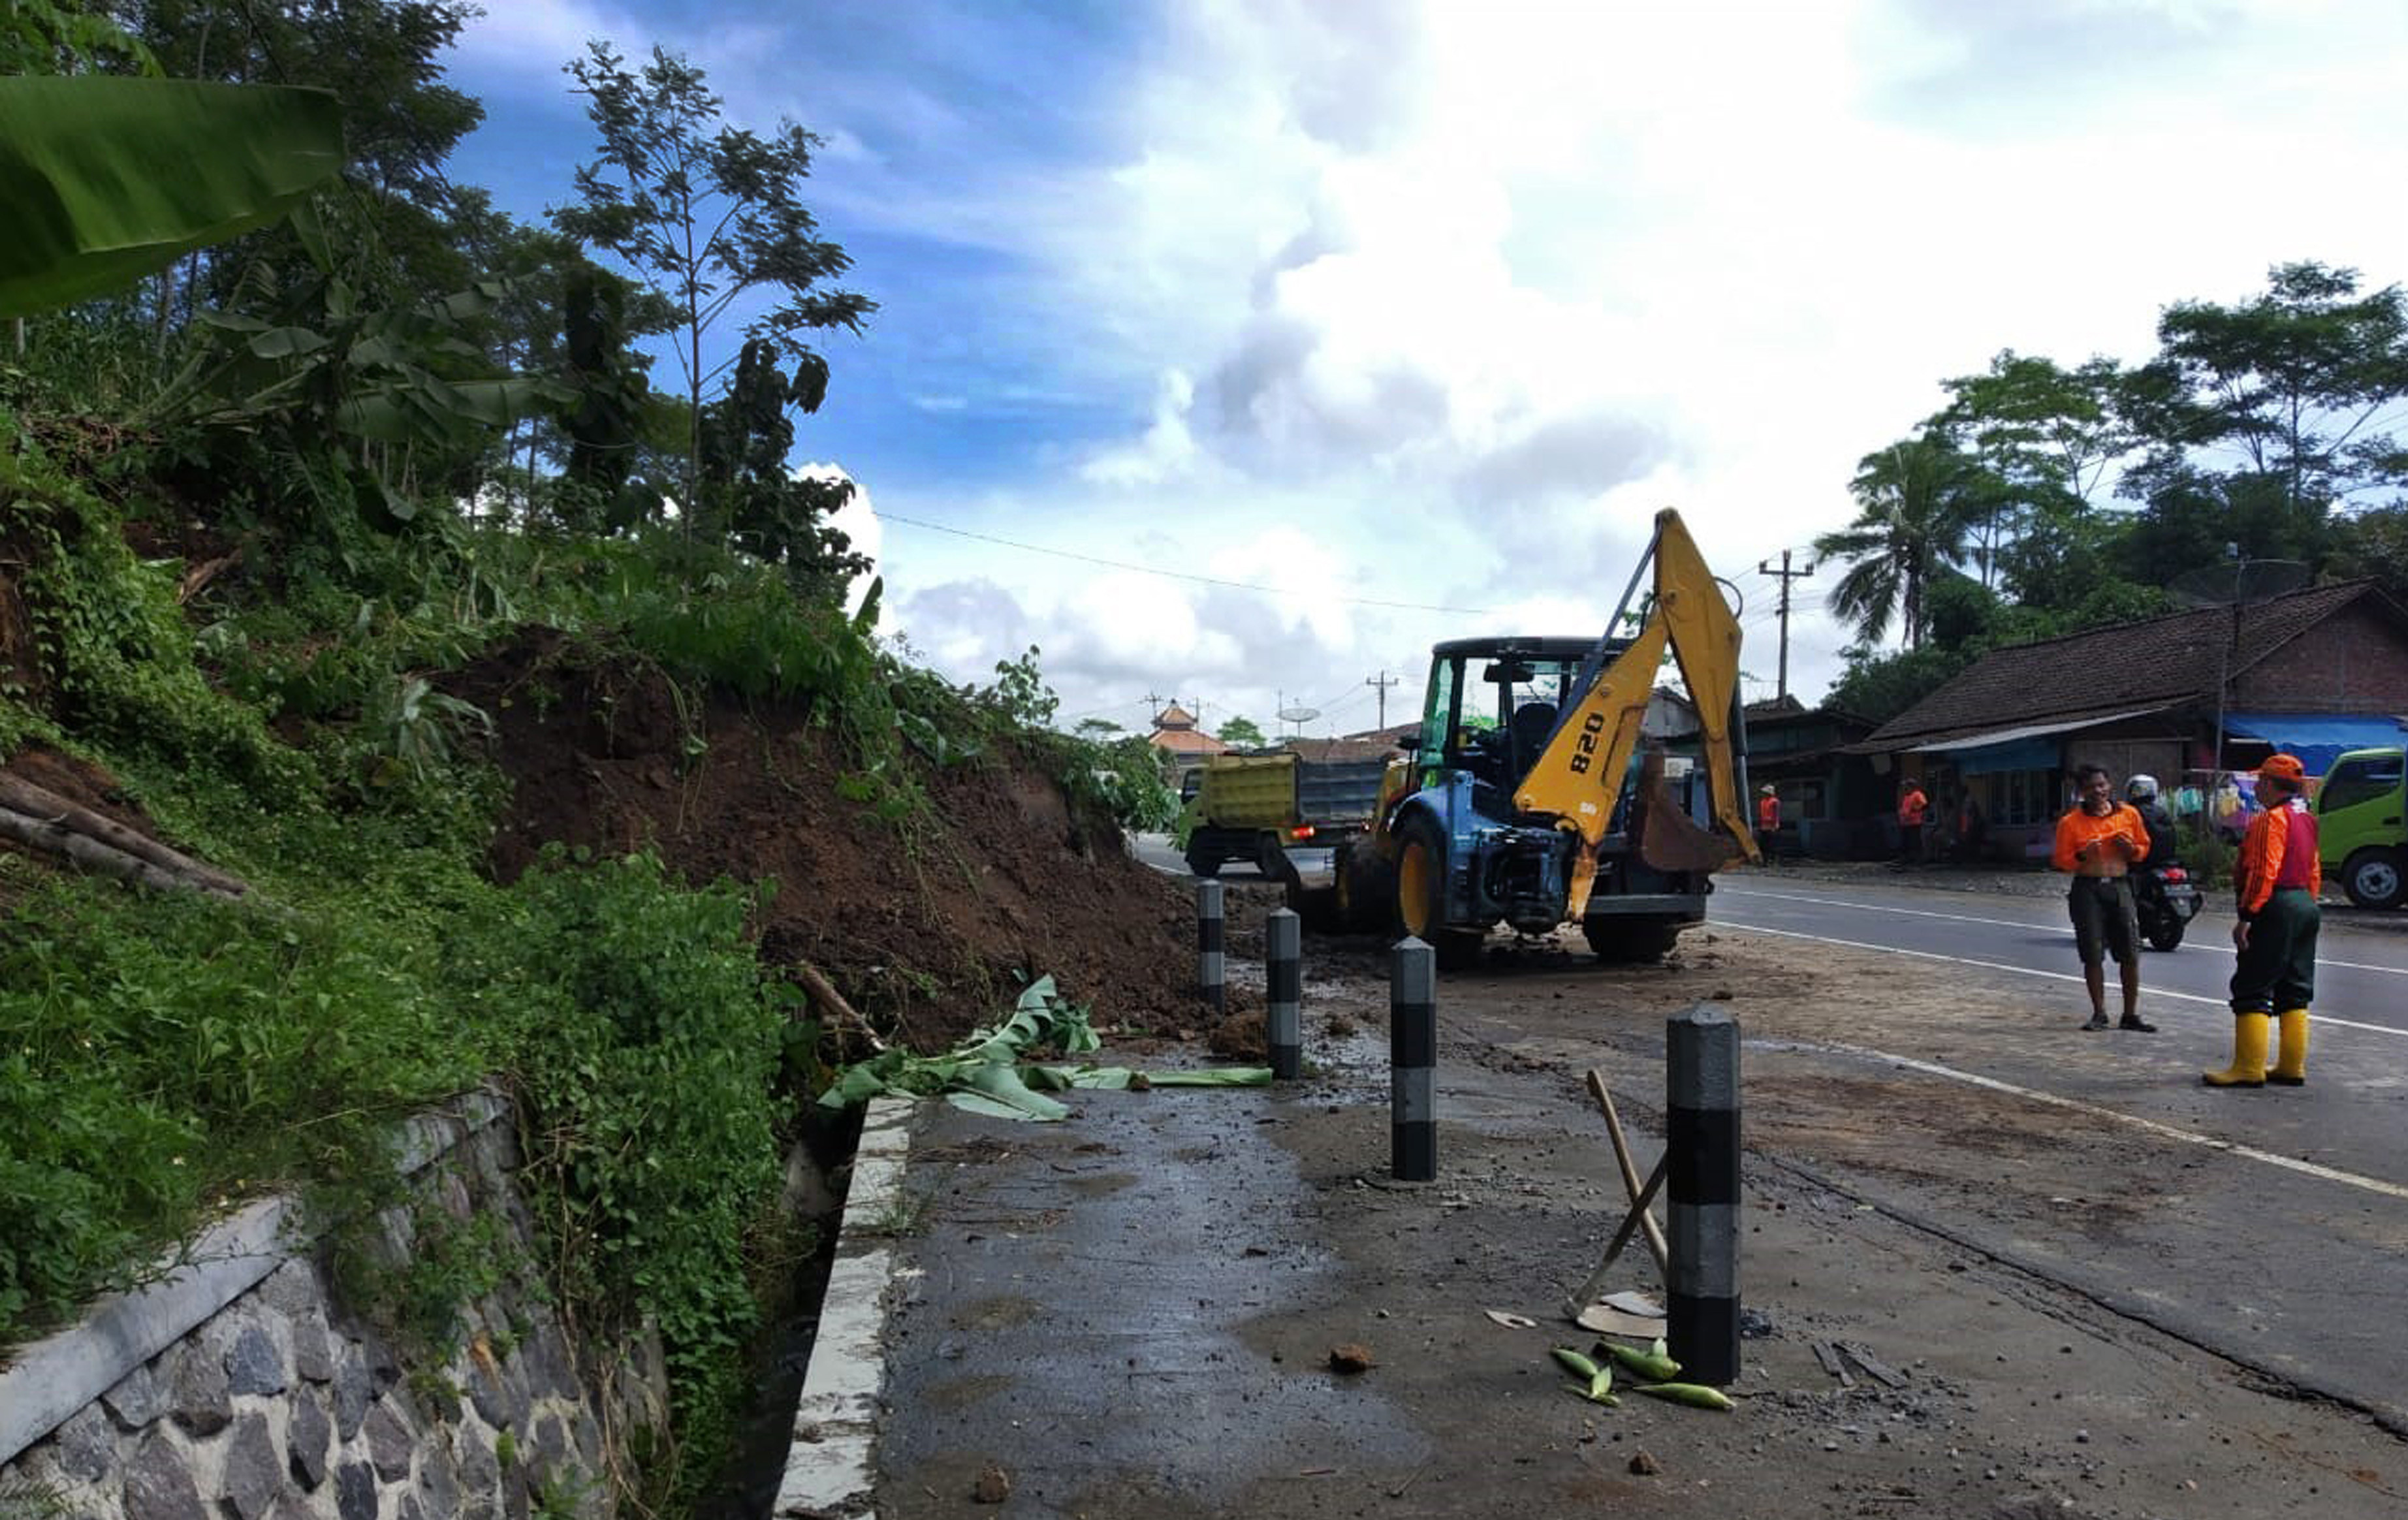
[1666,1004,1741,1385]
[1389,936,1436,1181]
[1266,907,1301,1080]
[1196,879,1225,1014]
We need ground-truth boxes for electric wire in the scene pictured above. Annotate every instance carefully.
[876,511,1498,615]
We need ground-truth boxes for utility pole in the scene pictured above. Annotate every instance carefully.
[1758,550,1815,702]
[1365,669,1399,729]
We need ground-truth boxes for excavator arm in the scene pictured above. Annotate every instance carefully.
[1513,509,1758,916]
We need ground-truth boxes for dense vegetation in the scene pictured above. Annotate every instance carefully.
[1816,262,2408,721]
[0,5,1173,1510]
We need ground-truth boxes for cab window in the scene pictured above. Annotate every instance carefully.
[2318,752,2404,815]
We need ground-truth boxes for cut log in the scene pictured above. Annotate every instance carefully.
[0,806,243,900]
[0,774,249,896]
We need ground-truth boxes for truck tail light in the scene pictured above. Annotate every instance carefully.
[1289,825,1316,842]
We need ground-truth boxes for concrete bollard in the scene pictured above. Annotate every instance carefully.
[1196,879,1225,1013]
[1266,908,1301,1080]
[1666,1004,1741,1385]
[1389,936,1436,1181]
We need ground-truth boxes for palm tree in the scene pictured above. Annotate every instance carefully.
[1814,437,1984,649]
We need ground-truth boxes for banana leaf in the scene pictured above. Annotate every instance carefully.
[1139,1068,1273,1087]
[0,76,343,317]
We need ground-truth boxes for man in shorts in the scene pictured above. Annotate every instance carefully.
[2051,762,2155,1032]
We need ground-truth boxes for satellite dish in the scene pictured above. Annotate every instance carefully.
[1277,706,1320,723]
[2168,558,2311,607]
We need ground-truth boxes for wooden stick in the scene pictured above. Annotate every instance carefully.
[1564,1154,1669,1319]
[0,774,249,896]
[1585,1069,1671,1280]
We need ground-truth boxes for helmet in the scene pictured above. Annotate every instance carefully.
[1759,784,1775,795]
[2125,773,2159,802]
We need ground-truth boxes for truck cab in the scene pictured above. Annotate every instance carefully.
[2315,746,2407,908]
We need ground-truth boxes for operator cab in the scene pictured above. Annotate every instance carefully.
[1420,636,1622,804]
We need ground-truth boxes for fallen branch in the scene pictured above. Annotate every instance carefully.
[0,774,251,896]
[793,958,888,1053]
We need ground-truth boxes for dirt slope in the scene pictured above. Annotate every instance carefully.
[449,633,1211,1049]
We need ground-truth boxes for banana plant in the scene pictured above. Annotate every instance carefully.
[0,76,341,317]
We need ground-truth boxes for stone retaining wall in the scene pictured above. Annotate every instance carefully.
[0,1094,667,1520]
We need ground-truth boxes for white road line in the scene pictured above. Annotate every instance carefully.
[1759,1036,2408,1205]
[1722,885,2408,979]
[1716,919,2408,1041]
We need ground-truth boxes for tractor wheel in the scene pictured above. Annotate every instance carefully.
[1183,846,1223,878]
[1583,917,1684,964]
[1333,844,1397,933]
[1396,816,1484,968]
[1395,815,1450,943]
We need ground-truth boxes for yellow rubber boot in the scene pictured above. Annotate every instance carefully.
[2202,1013,2270,1088]
[2268,1009,2309,1086]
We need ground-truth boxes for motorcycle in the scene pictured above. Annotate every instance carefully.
[2133,862,2203,951]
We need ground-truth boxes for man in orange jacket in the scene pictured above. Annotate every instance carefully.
[1894,778,1928,867]
[1756,784,1781,864]
[2052,763,2154,1032]
[2206,753,2321,1087]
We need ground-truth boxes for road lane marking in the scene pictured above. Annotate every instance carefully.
[1722,885,2408,979]
[1757,1036,2408,1205]
[1715,919,2408,1041]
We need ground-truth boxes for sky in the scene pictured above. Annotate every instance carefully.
[443,0,2408,742]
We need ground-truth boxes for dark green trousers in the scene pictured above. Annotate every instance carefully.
[2229,886,2319,1014]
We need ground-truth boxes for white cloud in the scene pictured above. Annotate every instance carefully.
[477,0,2408,734]
[447,0,631,82]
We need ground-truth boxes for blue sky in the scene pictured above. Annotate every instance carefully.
[445,1,2408,740]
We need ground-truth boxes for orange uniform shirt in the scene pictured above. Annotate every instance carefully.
[2233,797,2320,916]
[1897,787,1927,826]
[2051,804,2149,873]
[1757,794,1780,829]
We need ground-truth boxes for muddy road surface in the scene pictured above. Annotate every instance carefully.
[871,884,2408,1519]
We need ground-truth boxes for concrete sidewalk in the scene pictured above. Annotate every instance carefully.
[778,1002,2408,1519]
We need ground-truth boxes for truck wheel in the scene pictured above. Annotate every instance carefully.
[1183,846,1222,878]
[2341,847,2405,910]
[1583,917,1683,963]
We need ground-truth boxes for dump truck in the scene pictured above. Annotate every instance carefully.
[1318,508,1756,968]
[1181,745,1390,881]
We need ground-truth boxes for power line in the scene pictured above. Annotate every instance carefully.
[876,511,1498,615]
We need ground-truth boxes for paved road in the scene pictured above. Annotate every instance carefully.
[1718,874,2408,1043]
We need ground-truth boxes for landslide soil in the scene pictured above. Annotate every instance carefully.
[447,632,1212,1048]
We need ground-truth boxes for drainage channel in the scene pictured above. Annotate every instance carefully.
[699,1100,866,1519]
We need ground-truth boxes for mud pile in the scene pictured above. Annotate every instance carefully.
[450,633,1212,1049]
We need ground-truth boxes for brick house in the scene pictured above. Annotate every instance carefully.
[1847,581,2408,861]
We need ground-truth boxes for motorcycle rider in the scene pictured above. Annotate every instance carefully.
[2126,774,2180,865]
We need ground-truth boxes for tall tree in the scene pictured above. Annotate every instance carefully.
[1812,436,1984,650]
[553,41,873,526]
[1933,351,2136,587]
[2138,261,2408,515]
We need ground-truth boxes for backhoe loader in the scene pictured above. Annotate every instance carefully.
[1324,509,1756,968]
